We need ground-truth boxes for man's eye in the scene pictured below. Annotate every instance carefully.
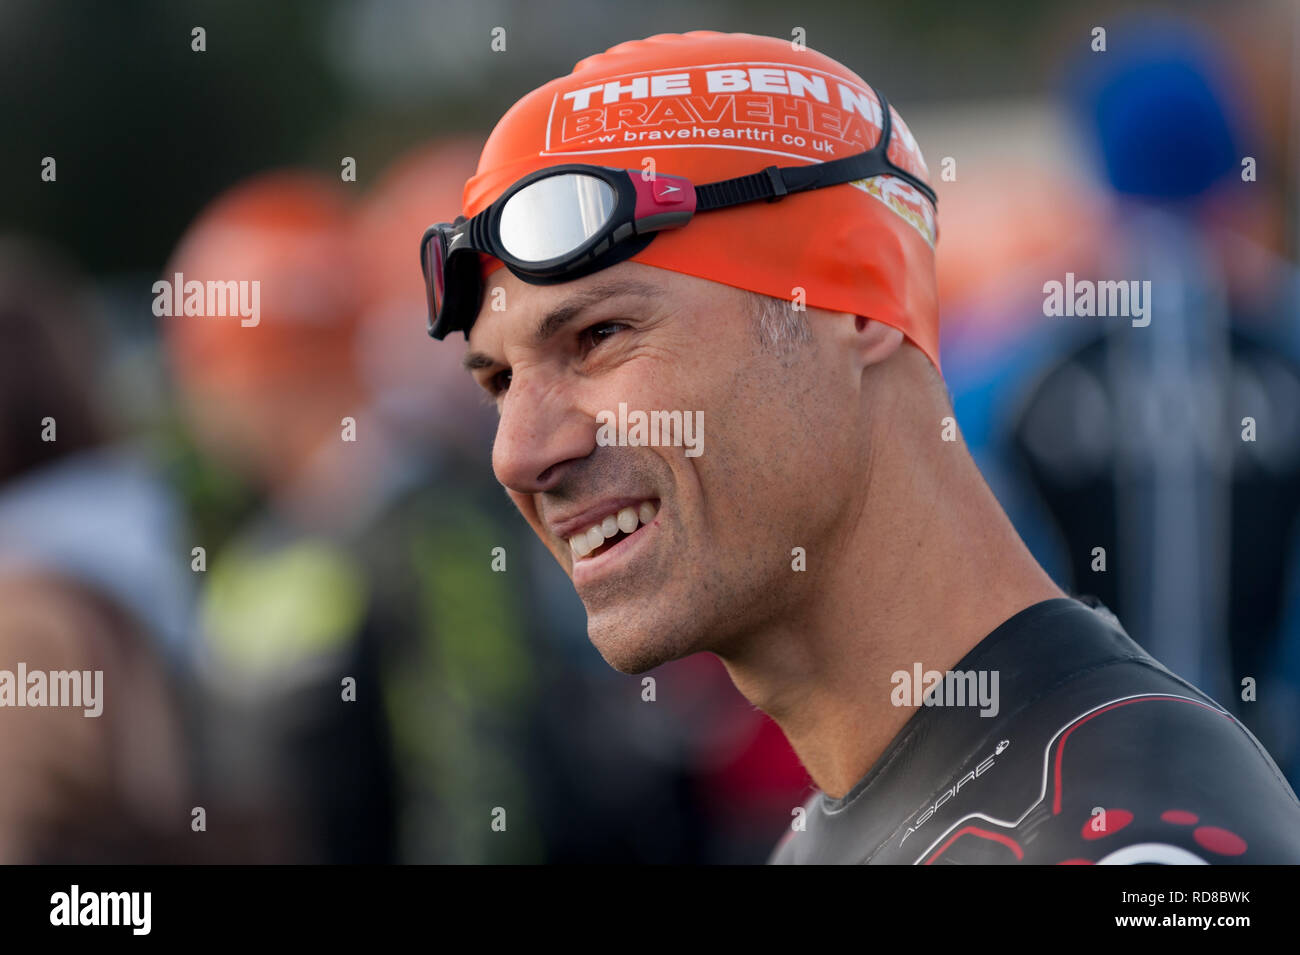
[489,369,512,395]
[580,321,627,351]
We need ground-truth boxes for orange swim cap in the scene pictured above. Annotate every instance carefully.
[463,31,940,369]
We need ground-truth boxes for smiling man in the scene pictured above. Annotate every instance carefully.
[420,31,1300,864]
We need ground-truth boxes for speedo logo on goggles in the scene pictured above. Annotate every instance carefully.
[421,84,936,341]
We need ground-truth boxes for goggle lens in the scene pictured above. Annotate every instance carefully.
[422,227,448,332]
[498,172,618,262]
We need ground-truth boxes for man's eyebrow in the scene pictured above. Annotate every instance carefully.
[533,279,661,345]
[463,351,497,372]
[462,279,662,373]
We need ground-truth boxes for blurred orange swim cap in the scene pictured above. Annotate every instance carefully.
[164,170,360,388]
[463,30,940,370]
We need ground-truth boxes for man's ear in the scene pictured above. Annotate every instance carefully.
[824,312,904,370]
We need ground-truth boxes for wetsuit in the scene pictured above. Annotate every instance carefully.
[769,597,1300,864]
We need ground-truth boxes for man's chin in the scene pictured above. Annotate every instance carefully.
[585,610,698,675]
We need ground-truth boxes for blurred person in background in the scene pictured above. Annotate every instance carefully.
[944,14,1300,784]
[0,237,192,862]
[163,173,398,862]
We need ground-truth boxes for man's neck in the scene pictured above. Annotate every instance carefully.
[716,434,1064,800]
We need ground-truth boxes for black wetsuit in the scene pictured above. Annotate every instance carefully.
[769,597,1300,864]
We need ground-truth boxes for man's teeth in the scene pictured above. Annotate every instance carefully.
[568,502,659,558]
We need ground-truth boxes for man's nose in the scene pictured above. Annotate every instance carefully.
[492,371,594,494]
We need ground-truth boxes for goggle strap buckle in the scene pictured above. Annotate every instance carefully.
[763,165,789,202]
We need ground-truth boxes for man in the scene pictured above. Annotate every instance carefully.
[419,31,1300,863]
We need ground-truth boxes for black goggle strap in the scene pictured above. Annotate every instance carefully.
[693,88,937,213]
